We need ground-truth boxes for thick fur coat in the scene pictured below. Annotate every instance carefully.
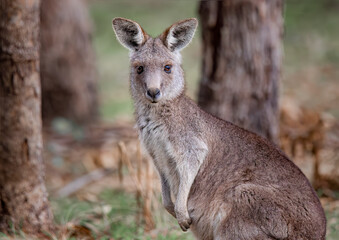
[112,17,326,240]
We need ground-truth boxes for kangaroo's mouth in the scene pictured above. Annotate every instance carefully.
[145,96,160,104]
[149,98,160,104]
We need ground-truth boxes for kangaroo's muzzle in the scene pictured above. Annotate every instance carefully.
[146,88,162,103]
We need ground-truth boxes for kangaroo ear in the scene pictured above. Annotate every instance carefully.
[112,17,148,51]
[161,18,198,52]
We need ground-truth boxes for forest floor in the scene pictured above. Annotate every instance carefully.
[2,118,336,240]
[2,118,337,240]
[44,117,339,240]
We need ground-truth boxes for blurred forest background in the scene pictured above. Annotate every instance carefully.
[0,0,339,239]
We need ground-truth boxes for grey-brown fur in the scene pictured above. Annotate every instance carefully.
[112,17,326,240]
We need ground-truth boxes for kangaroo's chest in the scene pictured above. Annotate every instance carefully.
[138,115,180,194]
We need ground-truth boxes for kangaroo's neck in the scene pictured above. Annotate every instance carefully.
[134,91,187,123]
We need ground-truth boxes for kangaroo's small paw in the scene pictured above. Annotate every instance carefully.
[164,204,176,218]
[177,215,192,232]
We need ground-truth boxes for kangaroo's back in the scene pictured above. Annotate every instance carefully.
[112,17,326,240]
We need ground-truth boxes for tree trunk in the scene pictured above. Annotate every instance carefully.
[0,0,53,233]
[198,0,283,143]
[40,0,98,125]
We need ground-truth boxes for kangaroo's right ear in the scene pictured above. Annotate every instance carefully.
[160,18,198,52]
[112,18,148,51]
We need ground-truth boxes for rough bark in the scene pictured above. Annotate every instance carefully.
[198,0,283,143]
[40,0,98,125]
[0,0,53,233]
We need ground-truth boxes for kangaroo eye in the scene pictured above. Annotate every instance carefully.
[137,66,144,74]
[164,65,172,74]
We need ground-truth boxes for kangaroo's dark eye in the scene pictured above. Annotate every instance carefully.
[137,66,144,74]
[164,65,172,74]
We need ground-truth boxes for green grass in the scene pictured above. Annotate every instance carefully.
[326,207,339,240]
[51,190,194,240]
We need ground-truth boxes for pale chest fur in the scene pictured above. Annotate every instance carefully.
[137,111,180,196]
[136,105,208,198]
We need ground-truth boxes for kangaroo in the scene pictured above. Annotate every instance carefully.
[112,18,326,240]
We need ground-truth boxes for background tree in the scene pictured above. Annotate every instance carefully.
[40,0,98,125]
[0,0,53,233]
[198,0,283,143]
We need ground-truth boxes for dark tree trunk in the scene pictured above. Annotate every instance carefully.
[198,0,283,143]
[40,0,98,125]
[0,0,53,233]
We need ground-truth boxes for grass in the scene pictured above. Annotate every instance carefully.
[0,190,195,239]
[326,206,339,240]
[51,190,194,240]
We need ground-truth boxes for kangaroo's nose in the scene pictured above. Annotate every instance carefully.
[146,88,161,102]
[147,88,161,98]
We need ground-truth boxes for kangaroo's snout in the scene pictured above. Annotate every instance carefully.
[146,88,161,103]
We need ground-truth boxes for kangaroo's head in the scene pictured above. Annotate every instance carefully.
[112,18,197,104]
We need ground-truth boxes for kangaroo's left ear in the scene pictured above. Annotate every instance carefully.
[160,18,198,52]
[112,17,148,51]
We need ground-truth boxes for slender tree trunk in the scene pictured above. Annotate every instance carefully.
[198,0,283,143]
[40,0,98,125]
[0,0,53,233]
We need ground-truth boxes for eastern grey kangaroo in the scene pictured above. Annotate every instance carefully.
[112,17,326,240]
